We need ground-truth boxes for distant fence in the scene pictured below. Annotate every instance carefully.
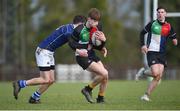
[56,64,180,82]
[0,64,180,81]
[56,64,91,82]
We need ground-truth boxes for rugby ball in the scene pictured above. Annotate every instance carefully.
[91,31,102,46]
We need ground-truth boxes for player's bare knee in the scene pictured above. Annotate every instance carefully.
[102,69,108,80]
[154,75,161,81]
[42,78,52,84]
[156,75,161,81]
[49,79,55,84]
[152,72,159,78]
[42,79,50,84]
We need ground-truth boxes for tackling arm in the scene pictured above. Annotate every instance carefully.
[68,35,87,50]
[68,25,88,50]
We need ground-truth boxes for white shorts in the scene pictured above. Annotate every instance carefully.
[35,47,55,67]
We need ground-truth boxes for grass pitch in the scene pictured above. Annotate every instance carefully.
[0,80,180,110]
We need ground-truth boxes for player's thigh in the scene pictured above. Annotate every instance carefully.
[96,61,104,68]
[150,64,161,76]
[96,61,108,74]
[87,61,107,76]
[76,56,107,76]
[158,64,164,77]
[50,70,55,81]
[40,71,52,80]
[89,53,107,73]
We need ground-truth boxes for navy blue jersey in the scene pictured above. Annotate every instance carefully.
[38,24,74,52]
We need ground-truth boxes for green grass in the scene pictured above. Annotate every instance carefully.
[0,80,180,110]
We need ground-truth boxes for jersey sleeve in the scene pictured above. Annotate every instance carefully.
[140,21,153,47]
[68,25,88,50]
[169,26,177,39]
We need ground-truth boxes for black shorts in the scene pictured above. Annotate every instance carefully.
[147,51,167,67]
[76,50,100,70]
[38,65,55,71]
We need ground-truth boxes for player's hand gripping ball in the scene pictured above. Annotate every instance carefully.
[91,31,103,46]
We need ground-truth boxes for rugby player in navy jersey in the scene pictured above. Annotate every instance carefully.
[69,8,108,103]
[12,15,86,104]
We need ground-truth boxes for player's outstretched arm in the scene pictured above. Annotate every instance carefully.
[68,35,87,50]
